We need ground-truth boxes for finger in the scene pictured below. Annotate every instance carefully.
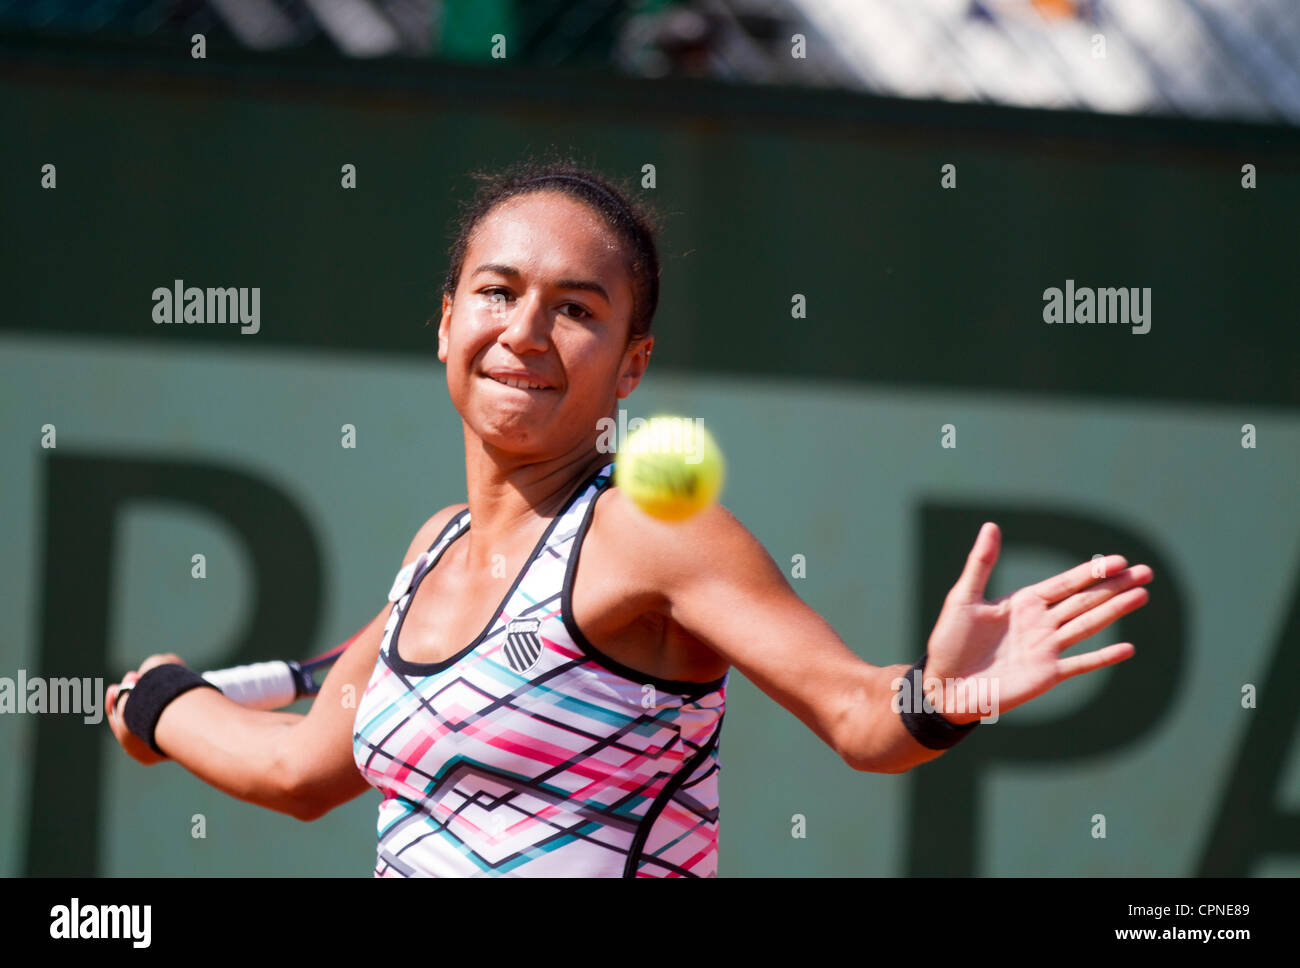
[1049,565,1154,626]
[1053,586,1150,651]
[1031,554,1129,606]
[1057,642,1136,680]
[106,687,165,764]
[107,685,130,740]
[950,522,1001,605]
[114,681,134,716]
[138,653,183,676]
[113,673,138,718]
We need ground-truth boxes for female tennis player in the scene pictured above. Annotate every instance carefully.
[106,160,1153,877]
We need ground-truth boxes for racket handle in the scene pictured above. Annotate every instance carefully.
[201,660,314,710]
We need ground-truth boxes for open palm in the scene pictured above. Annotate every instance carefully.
[923,523,1153,724]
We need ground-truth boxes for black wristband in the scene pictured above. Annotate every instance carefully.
[122,664,218,756]
[896,652,980,751]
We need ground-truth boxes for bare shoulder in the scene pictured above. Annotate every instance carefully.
[593,485,786,595]
[401,502,469,565]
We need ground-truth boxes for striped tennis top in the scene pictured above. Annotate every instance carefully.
[352,461,728,877]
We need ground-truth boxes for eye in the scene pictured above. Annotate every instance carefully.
[560,303,592,321]
[481,286,512,304]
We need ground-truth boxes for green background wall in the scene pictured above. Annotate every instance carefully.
[1,36,1297,876]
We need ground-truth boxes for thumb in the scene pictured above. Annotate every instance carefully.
[951,522,1001,604]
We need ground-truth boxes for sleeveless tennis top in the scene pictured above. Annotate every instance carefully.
[352,461,728,877]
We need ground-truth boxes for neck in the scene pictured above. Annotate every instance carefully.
[459,426,611,561]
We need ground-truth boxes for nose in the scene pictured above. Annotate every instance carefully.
[497,289,551,354]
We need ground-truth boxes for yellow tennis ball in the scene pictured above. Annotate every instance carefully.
[615,415,725,521]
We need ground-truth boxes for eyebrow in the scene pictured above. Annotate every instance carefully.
[470,263,610,304]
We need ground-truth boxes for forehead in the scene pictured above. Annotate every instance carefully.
[466,191,629,289]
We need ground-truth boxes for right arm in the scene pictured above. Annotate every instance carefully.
[106,504,466,821]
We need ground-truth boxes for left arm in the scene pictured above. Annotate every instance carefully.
[627,496,943,773]
[629,499,1152,773]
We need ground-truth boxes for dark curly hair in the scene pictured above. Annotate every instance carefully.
[442,158,662,343]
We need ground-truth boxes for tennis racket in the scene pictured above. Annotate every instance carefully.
[199,629,364,710]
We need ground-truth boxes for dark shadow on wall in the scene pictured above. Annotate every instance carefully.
[25,452,323,875]
[906,503,1186,875]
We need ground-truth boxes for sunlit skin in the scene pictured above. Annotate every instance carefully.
[105,188,1154,821]
[437,191,651,521]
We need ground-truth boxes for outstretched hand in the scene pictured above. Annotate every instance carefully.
[922,523,1152,725]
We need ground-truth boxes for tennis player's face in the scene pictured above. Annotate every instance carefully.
[438,192,650,457]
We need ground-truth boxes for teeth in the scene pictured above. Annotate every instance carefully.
[494,376,546,390]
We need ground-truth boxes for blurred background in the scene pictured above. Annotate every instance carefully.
[5,0,1300,121]
[1,0,1297,876]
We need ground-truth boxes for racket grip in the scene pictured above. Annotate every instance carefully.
[201,660,307,710]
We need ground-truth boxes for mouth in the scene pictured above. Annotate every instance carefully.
[484,371,554,391]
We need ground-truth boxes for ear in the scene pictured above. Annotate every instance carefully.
[437,292,453,362]
[615,334,653,400]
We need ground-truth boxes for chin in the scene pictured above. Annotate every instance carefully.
[468,407,551,454]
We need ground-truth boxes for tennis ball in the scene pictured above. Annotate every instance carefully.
[615,415,725,522]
